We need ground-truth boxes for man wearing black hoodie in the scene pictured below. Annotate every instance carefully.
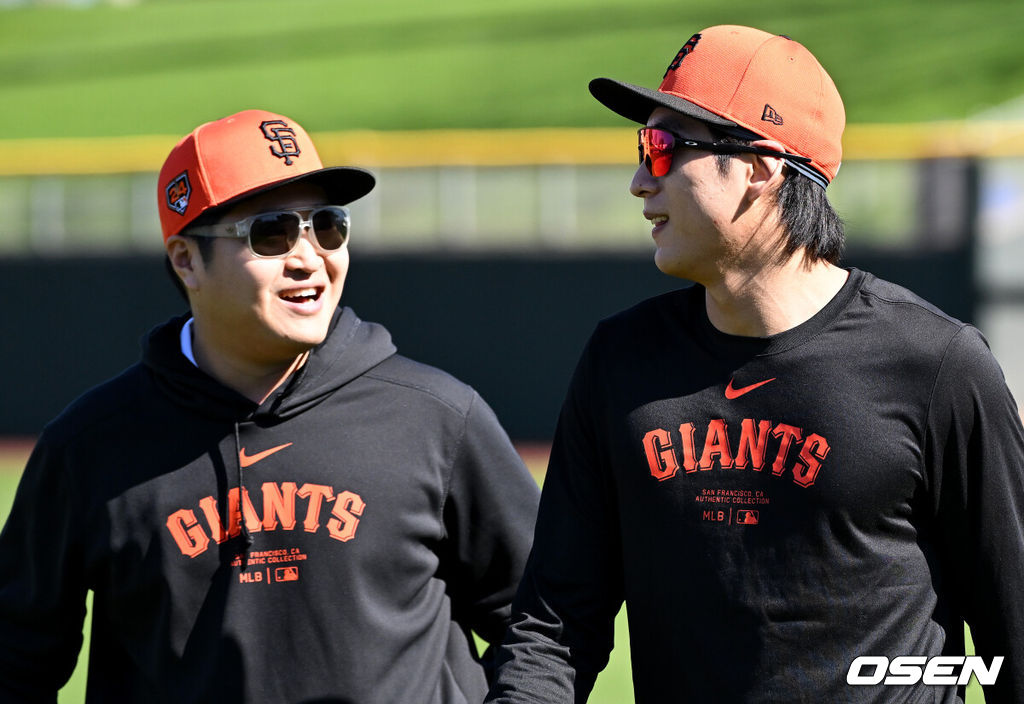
[0,109,540,703]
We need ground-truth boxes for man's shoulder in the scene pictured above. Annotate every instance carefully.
[42,363,152,448]
[845,270,997,381]
[855,270,968,337]
[575,285,702,359]
[361,354,479,417]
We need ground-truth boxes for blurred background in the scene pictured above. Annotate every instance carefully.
[1,0,1022,701]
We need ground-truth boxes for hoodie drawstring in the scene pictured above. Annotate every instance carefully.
[233,422,254,566]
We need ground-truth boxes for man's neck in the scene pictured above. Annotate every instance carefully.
[188,324,310,404]
[704,257,849,338]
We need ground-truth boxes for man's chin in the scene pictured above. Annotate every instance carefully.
[271,326,329,357]
[653,251,691,281]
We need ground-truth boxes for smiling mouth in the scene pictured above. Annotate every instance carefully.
[279,287,322,304]
[649,215,668,226]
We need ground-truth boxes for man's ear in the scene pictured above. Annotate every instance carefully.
[165,235,203,291]
[745,139,787,200]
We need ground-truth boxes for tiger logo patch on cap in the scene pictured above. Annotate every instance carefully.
[165,172,191,215]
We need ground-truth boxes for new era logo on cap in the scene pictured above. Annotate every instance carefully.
[762,105,783,126]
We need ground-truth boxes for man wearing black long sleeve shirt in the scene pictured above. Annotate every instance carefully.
[487,24,1024,704]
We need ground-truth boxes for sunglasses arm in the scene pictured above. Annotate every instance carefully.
[714,142,812,164]
[181,223,246,239]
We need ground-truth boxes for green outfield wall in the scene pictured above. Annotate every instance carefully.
[0,247,974,440]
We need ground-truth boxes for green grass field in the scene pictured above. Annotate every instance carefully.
[0,447,987,703]
[1,0,1023,141]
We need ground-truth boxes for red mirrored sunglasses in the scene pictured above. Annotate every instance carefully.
[638,127,812,178]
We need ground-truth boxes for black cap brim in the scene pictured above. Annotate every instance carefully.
[177,166,376,235]
[300,166,376,207]
[589,77,738,128]
[233,166,376,210]
[589,77,829,188]
[184,168,376,234]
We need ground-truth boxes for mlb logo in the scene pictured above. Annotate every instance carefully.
[736,510,759,525]
[165,172,191,215]
[275,566,299,582]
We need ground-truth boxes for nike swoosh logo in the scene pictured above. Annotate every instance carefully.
[239,442,293,468]
[724,377,776,400]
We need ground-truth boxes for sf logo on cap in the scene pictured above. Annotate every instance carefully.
[165,172,191,215]
[261,119,301,165]
[664,33,701,78]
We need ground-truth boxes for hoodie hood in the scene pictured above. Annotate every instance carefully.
[141,307,398,561]
[142,306,397,422]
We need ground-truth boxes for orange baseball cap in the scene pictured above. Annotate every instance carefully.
[589,25,845,188]
[157,109,375,241]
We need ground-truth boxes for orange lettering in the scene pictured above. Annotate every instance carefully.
[173,481,366,555]
[639,418,828,488]
[771,424,803,476]
[262,482,299,531]
[166,509,210,558]
[792,433,830,487]
[679,422,697,473]
[327,491,366,542]
[225,487,263,538]
[643,428,679,481]
[699,419,734,470]
[298,483,334,533]
[735,419,773,471]
[199,495,229,543]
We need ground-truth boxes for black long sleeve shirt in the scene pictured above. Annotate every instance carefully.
[489,269,1024,703]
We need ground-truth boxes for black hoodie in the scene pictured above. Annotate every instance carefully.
[0,308,540,703]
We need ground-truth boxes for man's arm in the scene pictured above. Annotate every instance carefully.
[926,326,1024,704]
[0,432,89,702]
[487,340,624,703]
[439,392,541,652]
